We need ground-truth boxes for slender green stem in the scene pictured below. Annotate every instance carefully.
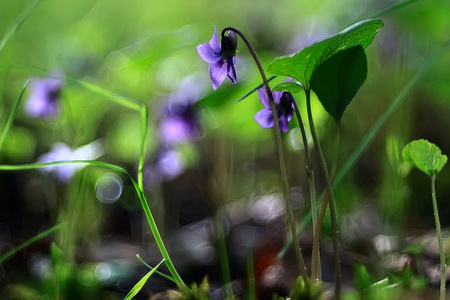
[136,254,176,283]
[311,121,341,281]
[292,100,320,280]
[138,104,148,191]
[223,27,308,280]
[431,174,446,300]
[305,90,341,299]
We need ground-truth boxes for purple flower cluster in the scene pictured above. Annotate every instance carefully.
[147,75,206,183]
[25,74,63,119]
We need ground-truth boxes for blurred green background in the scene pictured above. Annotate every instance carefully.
[0,0,450,298]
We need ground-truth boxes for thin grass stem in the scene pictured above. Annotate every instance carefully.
[0,80,29,151]
[0,223,65,265]
[0,0,41,53]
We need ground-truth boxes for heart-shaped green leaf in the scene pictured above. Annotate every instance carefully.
[403,139,448,177]
[268,19,383,90]
[310,45,367,122]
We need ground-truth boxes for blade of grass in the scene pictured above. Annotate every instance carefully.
[0,223,64,265]
[136,254,176,283]
[0,80,29,151]
[0,160,185,287]
[0,0,41,53]
[124,259,165,300]
[278,39,450,258]
[235,75,277,103]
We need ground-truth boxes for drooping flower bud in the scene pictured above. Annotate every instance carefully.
[221,31,238,62]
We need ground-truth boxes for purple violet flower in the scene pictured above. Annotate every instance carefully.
[38,140,104,183]
[156,149,186,181]
[197,26,237,90]
[25,75,63,118]
[254,86,295,133]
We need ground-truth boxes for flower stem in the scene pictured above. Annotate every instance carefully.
[431,174,446,300]
[222,27,308,281]
[292,100,320,280]
[311,122,341,282]
[305,90,341,298]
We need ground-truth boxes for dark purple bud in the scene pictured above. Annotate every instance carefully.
[221,31,237,62]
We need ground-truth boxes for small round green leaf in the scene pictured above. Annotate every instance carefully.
[403,139,447,177]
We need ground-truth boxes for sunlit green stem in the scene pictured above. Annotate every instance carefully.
[305,90,340,298]
[138,104,148,191]
[222,26,308,280]
[292,100,320,280]
[431,174,446,300]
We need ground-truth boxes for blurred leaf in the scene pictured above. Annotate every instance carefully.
[272,81,304,93]
[403,139,447,177]
[310,45,367,122]
[124,259,164,300]
[355,264,372,291]
[268,19,383,90]
[1,126,36,161]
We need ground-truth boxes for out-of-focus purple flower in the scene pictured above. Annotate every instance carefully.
[38,140,104,183]
[25,75,63,118]
[197,26,237,90]
[156,149,186,181]
[159,102,201,146]
[254,86,295,133]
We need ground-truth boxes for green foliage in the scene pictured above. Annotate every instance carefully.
[273,277,324,300]
[268,19,383,90]
[402,139,448,177]
[310,45,367,122]
[349,265,400,300]
[168,277,210,300]
[124,259,165,300]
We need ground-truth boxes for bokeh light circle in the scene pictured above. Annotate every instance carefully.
[95,173,123,204]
